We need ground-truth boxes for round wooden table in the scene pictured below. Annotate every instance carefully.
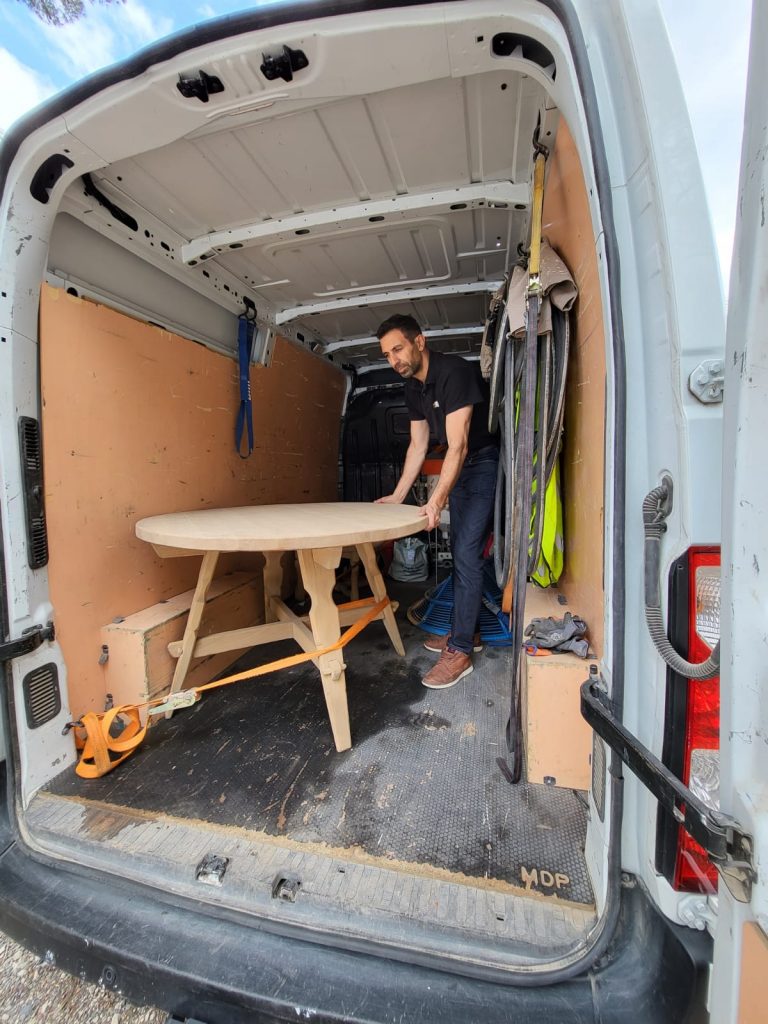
[136,503,426,750]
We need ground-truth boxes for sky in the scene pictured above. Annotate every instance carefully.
[0,0,753,287]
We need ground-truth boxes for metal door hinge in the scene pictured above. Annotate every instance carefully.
[0,622,55,664]
[581,680,756,902]
[196,853,229,887]
[272,873,302,902]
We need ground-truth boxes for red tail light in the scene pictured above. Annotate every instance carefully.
[674,547,720,893]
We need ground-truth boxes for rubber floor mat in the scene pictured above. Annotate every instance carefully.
[48,591,593,905]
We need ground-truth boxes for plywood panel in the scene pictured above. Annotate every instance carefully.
[522,584,593,790]
[40,286,345,716]
[739,922,768,1023]
[523,654,592,790]
[542,121,606,658]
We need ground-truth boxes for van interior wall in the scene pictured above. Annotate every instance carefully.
[39,285,345,716]
[541,119,606,658]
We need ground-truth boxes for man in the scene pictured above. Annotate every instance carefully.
[375,314,499,689]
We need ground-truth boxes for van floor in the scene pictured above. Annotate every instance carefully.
[42,582,593,912]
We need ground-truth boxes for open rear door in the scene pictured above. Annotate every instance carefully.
[710,3,768,1019]
[579,4,766,1018]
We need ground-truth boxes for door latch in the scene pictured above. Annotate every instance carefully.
[581,679,757,902]
[0,622,55,664]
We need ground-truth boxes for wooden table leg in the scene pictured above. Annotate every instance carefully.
[167,550,219,713]
[297,545,351,752]
[262,550,284,623]
[356,541,405,656]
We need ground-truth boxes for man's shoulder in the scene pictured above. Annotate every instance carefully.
[432,351,482,388]
[431,350,474,377]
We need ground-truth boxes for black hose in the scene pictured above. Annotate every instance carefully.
[643,481,720,679]
[503,293,540,779]
[488,294,510,435]
[493,342,515,589]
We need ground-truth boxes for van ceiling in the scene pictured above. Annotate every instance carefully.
[60,68,554,371]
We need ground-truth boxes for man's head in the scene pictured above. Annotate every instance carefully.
[376,314,428,381]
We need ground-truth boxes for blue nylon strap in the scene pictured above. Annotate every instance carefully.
[235,317,255,458]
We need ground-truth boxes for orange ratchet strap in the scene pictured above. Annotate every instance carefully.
[75,596,390,779]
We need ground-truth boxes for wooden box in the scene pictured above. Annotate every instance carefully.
[100,571,262,709]
[521,584,593,790]
[522,651,593,790]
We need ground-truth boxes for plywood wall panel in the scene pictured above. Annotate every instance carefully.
[541,121,606,658]
[40,286,345,715]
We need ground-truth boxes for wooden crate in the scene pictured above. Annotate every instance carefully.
[100,572,262,709]
[521,585,593,790]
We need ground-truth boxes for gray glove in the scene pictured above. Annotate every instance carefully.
[524,612,588,657]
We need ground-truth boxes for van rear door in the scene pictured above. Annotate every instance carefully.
[581,2,766,1016]
[710,2,768,1018]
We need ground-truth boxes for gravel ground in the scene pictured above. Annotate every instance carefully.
[0,932,166,1024]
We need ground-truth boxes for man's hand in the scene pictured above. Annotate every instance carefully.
[374,494,401,504]
[419,498,444,531]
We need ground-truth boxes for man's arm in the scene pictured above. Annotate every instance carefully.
[419,406,472,530]
[375,418,430,505]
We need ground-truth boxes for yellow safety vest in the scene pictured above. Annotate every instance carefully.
[530,457,564,587]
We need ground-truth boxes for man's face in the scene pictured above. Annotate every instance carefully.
[379,329,425,379]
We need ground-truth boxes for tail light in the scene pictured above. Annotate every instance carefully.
[656,547,720,893]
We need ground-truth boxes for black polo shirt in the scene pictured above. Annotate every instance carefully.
[403,350,498,454]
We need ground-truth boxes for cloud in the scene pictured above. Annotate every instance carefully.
[0,48,57,134]
[39,13,115,76]
[198,4,217,17]
[660,0,751,287]
[38,0,174,77]
[119,0,174,45]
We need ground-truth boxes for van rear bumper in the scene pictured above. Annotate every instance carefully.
[0,791,710,1023]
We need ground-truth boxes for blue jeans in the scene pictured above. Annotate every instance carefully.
[448,448,498,654]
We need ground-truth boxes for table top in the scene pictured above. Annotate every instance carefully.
[135,502,427,552]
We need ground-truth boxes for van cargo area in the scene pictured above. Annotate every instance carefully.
[13,0,607,977]
[27,83,604,948]
[0,1,725,1013]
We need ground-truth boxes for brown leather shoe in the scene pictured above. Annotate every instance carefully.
[422,647,473,689]
[423,632,483,654]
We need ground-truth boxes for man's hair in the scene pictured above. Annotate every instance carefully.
[375,314,423,342]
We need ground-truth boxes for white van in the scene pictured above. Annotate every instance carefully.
[0,1,764,1020]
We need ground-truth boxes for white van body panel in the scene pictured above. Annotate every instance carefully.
[713,0,768,1016]
[581,0,725,918]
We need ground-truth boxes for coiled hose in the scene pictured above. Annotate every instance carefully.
[643,479,720,679]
